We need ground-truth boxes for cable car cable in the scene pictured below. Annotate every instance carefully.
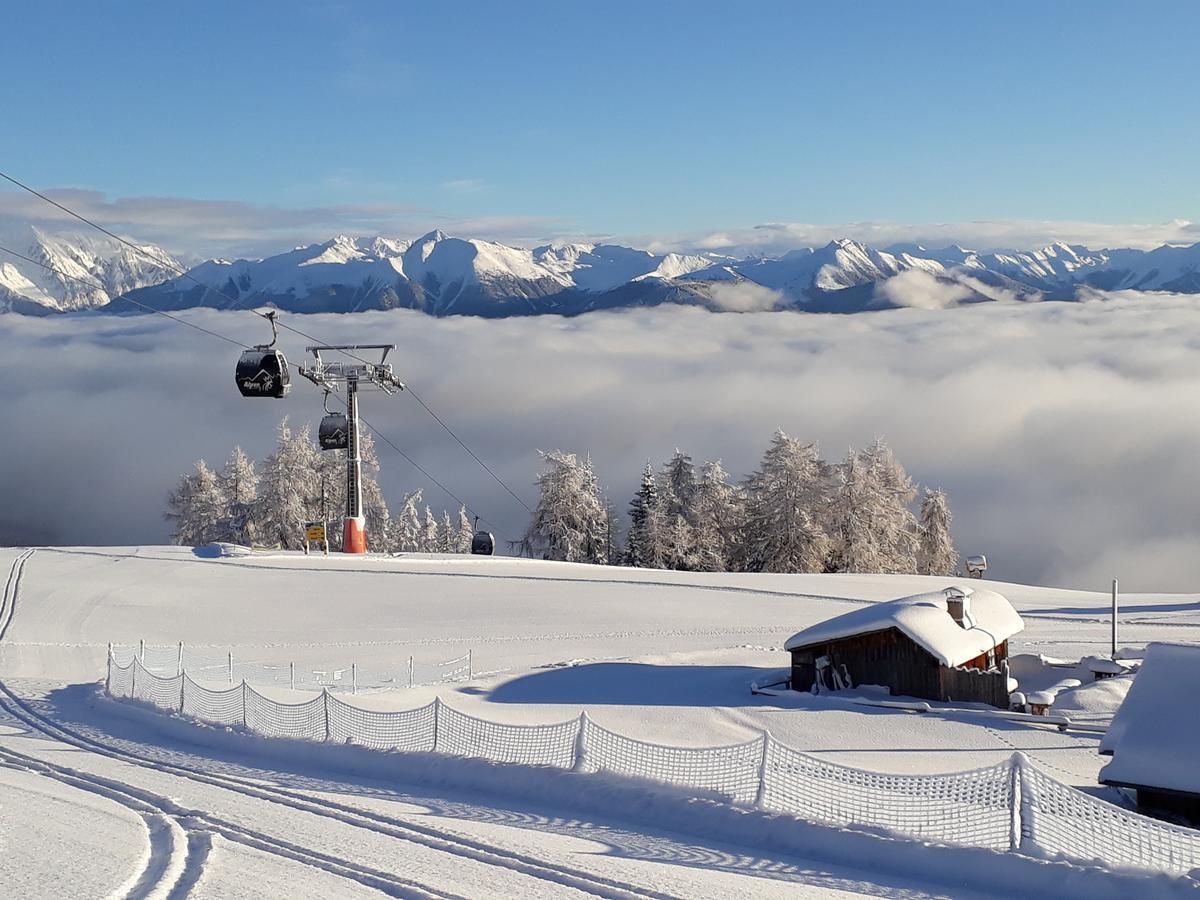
[0,170,533,516]
[0,242,505,528]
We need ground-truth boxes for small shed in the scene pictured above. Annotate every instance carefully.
[1100,642,1200,827]
[784,586,1023,708]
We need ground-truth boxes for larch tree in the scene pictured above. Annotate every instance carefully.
[421,505,440,552]
[357,430,391,552]
[395,490,423,552]
[828,439,918,574]
[524,450,608,563]
[165,460,224,547]
[256,419,320,549]
[917,487,958,576]
[691,460,742,572]
[736,430,832,573]
[440,511,455,552]
[215,447,259,545]
[456,506,473,553]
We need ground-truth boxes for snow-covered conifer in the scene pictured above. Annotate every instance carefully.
[736,430,831,573]
[691,460,741,571]
[828,439,918,574]
[440,510,455,553]
[421,505,439,553]
[625,462,671,568]
[917,487,957,576]
[165,460,224,546]
[214,447,259,545]
[256,418,320,549]
[456,506,473,553]
[358,430,391,551]
[525,450,608,563]
[395,490,422,552]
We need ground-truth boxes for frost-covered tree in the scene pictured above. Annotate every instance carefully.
[421,505,440,553]
[828,439,918,574]
[440,510,455,552]
[691,460,742,571]
[256,418,320,549]
[917,488,957,576]
[358,430,391,552]
[625,462,670,568]
[736,431,831,573]
[457,506,473,553]
[214,447,259,545]
[165,460,224,546]
[394,490,423,552]
[525,450,608,563]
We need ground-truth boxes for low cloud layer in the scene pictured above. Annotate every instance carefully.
[6,295,1200,592]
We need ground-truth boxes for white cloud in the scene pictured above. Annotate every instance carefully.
[704,281,785,312]
[8,294,1200,592]
[874,270,974,310]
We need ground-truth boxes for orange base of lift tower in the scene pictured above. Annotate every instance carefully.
[343,517,367,554]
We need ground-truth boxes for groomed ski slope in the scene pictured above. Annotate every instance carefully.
[2,545,1199,898]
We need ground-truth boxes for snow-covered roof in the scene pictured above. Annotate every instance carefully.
[1100,642,1200,795]
[783,586,1024,668]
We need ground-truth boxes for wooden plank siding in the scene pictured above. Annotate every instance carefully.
[790,627,1011,708]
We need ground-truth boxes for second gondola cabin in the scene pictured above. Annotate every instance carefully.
[318,413,349,450]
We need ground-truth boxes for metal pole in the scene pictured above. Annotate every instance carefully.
[352,662,357,695]
[290,661,295,691]
[228,650,234,683]
[139,638,145,661]
[1111,578,1119,659]
[177,641,183,677]
[408,656,414,689]
[343,374,366,553]
[468,649,473,680]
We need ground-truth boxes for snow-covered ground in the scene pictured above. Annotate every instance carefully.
[3,545,1199,898]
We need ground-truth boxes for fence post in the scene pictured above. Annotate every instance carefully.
[322,689,331,742]
[754,731,771,809]
[139,638,145,662]
[1009,753,1023,852]
[352,663,357,695]
[290,661,295,691]
[228,651,234,683]
[105,643,113,694]
[432,697,441,752]
[408,656,414,689]
[572,711,589,772]
[131,656,139,696]
[177,641,184,677]
[468,649,473,680]
[241,680,248,728]
[179,670,186,712]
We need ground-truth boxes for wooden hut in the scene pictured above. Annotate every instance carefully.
[784,586,1023,709]
[1100,642,1200,827]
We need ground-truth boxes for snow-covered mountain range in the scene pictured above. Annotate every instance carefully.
[0,225,181,314]
[5,227,1200,317]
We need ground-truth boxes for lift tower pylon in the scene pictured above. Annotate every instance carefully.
[298,344,405,554]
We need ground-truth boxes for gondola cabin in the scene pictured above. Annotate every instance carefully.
[784,586,1023,709]
[318,413,349,450]
[471,530,495,555]
[235,349,290,398]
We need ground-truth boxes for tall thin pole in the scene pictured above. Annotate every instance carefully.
[343,373,366,553]
[1111,578,1119,659]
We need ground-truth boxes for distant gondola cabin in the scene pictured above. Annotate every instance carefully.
[784,587,1023,709]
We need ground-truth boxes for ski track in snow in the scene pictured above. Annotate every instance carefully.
[0,548,701,899]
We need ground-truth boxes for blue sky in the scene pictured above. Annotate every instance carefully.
[2,1,1198,254]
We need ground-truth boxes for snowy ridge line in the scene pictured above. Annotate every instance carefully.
[112,642,474,693]
[0,561,680,898]
[109,653,1200,879]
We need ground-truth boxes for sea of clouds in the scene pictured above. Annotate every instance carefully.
[5,291,1200,592]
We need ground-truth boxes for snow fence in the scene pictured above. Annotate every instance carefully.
[110,641,471,693]
[106,653,1200,879]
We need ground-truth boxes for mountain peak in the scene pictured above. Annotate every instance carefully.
[417,229,450,243]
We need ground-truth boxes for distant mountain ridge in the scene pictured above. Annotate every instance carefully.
[5,227,1200,317]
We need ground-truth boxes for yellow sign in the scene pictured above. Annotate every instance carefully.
[305,523,327,542]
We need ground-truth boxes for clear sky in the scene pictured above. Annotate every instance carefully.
[2,0,1198,254]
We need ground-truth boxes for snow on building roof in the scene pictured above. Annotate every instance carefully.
[1100,642,1200,795]
[783,586,1024,668]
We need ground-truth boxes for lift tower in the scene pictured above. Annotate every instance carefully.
[298,345,405,553]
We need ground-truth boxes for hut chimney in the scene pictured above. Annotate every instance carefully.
[945,587,972,628]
